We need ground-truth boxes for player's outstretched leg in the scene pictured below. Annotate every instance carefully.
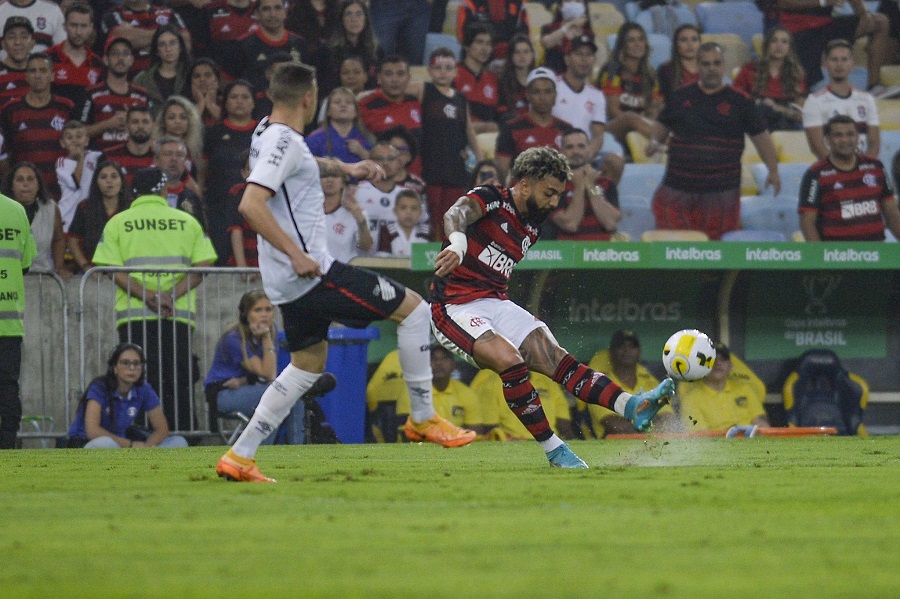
[396,299,476,447]
[624,378,676,433]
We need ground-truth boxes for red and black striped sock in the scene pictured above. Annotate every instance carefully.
[552,353,624,411]
[500,363,552,442]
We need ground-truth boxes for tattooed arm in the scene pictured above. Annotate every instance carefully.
[434,195,485,277]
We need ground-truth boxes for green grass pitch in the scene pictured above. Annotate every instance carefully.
[3,437,899,598]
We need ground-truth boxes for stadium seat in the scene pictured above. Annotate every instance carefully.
[879,130,900,189]
[877,99,900,131]
[751,33,762,57]
[624,1,641,21]
[739,194,801,239]
[647,33,672,70]
[626,131,666,164]
[443,0,460,36]
[752,162,809,202]
[721,229,787,242]
[423,32,462,61]
[588,2,625,38]
[641,229,709,241]
[782,349,868,435]
[881,65,900,86]
[701,33,750,77]
[615,163,664,240]
[633,4,697,37]
[408,65,428,83]
[602,131,625,156]
[770,130,817,164]
[810,66,869,93]
[526,1,552,65]
[695,2,763,52]
[477,131,498,159]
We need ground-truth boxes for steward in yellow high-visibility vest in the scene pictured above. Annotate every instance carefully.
[0,192,37,449]
[93,167,217,431]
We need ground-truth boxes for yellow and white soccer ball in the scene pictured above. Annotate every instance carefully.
[662,329,716,382]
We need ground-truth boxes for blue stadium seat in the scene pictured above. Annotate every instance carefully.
[694,2,763,54]
[810,65,869,93]
[633,4,697,37]
[423,32,462,62]
[877,130,900,188]
[616,164,666,240]
[721,229,787,242]
[624,1,641,21]
[740,194,800,239]
[647,33,672,70]
[752,162,810,202]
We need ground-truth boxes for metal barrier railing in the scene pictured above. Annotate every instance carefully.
[18,269,69,445]
[78,266,266,437]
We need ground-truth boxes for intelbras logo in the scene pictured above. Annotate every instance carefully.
[745,247,801,261]
[664,246,721,261]
[582,248,640,262]
[824,249,880,262]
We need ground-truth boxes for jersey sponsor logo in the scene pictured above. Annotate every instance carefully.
[840,199,878,219]
[18,122,27,130]
[383,115,394,124]
[373,276,397,301]
[525,135,536,144]
[485,200,499,211]
[267,130,290,167]
[478,243,515,277]
[56,68,68,80]
[500,222,508,232]
[833,181,843,190]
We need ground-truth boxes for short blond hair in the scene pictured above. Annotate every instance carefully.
[269,61,316,104]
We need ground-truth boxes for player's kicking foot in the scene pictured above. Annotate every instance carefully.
[547,443,588,469]
[404,414,477,447]
[625,377,676,433]
[216,448,276,483]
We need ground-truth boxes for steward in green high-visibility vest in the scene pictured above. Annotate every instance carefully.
[0,192,37,449]
[93,167,217,431]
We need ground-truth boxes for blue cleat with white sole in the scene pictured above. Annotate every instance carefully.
[547,443,588,469]
[625,377,676,432]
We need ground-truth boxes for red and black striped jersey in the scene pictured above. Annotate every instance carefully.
[553,177,619,241]
[495,113,572,160]
[658,83,765,193]
[225,181,257,267]
[798,155,895,241]
[104,143,155,187]
[101,4,188,73]
[0,95,74,192]
[454,62,499,123]
[204,0,258,51]
[80,83,152,151]
[232,29,308,91]
[46,43,105,108]
[0,65,27,107]
[359,89,422,136]
[431,184,540,304]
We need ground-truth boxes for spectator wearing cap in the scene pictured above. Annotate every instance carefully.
[92,165,217,431]
[539,0,593,74]
[0,52,75,198]
[81,37,151,152]
[455,21,500,135]
[0,16,36,107]
[45,3,103,109]
[100,0,192,77]
[677,343,769,433]
[577,330,681,437]
[552,33,624,184]
[0,0,64,54]
[495,66,574,182]
[598,23,662,150]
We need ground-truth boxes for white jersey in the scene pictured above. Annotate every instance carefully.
[0,0,65,54]
[802,87,879,154]
[552,74,607,136]
[56,150,102,232]
[247,117,334,304]
[355,180,404,238]
[325,204,366,263]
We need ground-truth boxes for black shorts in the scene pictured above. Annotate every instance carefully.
[279,261,406,352]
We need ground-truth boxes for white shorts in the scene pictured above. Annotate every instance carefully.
[431,298,550,366]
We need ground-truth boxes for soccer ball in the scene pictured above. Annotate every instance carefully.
[662,329,716,381]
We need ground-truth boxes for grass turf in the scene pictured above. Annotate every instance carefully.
[2,437,899,598]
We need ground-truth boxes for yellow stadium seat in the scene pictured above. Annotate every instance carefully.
[641,229,710,242]
[752,33,763,57]
[771,130,817,163]
[409,66,428,83]
[740,164,758,196]
[477,131,498,159]
[702,33,750,77]
[851,37,868,71]
[626,132,666,165]
[877,99,900,131]
[443,0,459,36]
[791,230,805,242]
[880,65,900,86]
[526,2,552,65]
[588,2,625,38]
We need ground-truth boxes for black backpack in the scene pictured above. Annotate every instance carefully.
[783,350,866,435]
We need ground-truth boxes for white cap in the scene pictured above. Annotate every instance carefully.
[526,67,556,87]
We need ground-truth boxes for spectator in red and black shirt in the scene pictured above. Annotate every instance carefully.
[799,114,900,241]
[550,128,620,240]
[495,67,573,182]
[456,0,528,60]
[646,42,780,240]
[230,0,308,93]
[358,55,422,174]
[104,105,156,187]
[101,0,191,76]
[455,21,500,134]
[0,16,36,107]
[197,0,258,61]
[539,0,592,75]
[47,4,104,110]
[496,33,534,123]
[0,52,75,198]
[82,37,151,151]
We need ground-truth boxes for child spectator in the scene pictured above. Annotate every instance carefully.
[66,160,131,274]
[376,188,430,256]
[56,120,103,232]
[321,165,372,263]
